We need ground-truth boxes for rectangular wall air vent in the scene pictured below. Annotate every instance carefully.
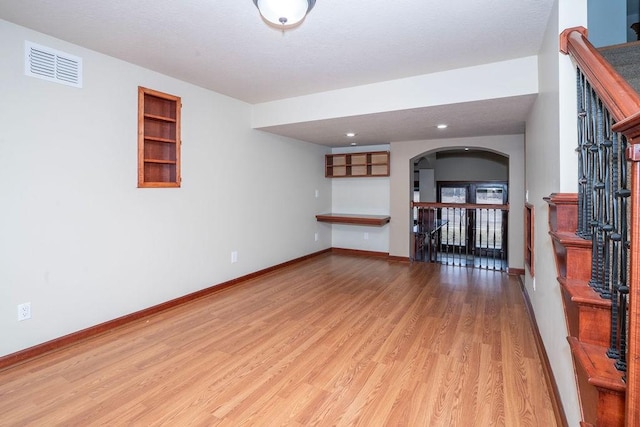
[25,41,82,88]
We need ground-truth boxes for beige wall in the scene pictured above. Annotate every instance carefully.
[389,135,525,269]
[0,19,331,357]
[523,0,586,424]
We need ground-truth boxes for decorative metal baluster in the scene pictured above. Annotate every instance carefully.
[478,208,483,269]
[458,207,463,266]
[445,209,451,265]
[491,208,497,270]
[583,77,600,291]
[502,209,507,270]
[482,208,488,269]
[616,131,630,374]
[577,70,590,237]
[607,113,621,362]
[476,208,482,269]
[448,210,453,265]
[590,95,609,297]
[610,222,622,360]
[465,207,470,267]
[436,207,442,263]
[444,208,450,265]
[486,208,490,270]
[600,117,614,300]
[482,208,487,269]
[581,72,596,239]
[460,207,465,266]
[587,82,597,240]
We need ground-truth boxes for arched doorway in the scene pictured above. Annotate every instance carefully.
[411,148,510,270]
[387,135,524,270]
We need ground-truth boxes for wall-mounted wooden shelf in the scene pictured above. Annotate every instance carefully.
[325,151,389,178]
[315,213,390,226]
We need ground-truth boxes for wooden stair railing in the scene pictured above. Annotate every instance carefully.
[410,202,509,271]
[560,27,640,426]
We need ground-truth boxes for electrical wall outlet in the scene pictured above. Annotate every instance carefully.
[315,189,319,198]
[231,251,238,263]
[364,232,369,240]
[314,232,318,242]
[18,302,31,321]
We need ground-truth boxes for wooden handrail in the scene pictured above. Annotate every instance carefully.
[412,201,509,211]
[560,27,640,135]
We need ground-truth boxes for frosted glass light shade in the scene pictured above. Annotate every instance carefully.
[253,0,316,28]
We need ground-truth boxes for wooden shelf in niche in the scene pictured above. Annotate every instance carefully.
[325,151,390,177]
[138,86,181,188]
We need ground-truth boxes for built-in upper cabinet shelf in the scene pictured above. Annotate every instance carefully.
[325,151,390,178]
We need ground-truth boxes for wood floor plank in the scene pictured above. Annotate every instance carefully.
[0,253,557,426]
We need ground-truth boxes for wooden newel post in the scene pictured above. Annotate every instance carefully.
[627,144,640,427]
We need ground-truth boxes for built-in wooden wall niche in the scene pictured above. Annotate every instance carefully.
[138,87,181,188]
[525,203,534,276]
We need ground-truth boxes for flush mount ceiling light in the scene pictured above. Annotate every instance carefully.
[345,132,357,137]
[436,124,448,129]
[253,0,316,29]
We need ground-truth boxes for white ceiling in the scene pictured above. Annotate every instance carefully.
[0,0,554,147]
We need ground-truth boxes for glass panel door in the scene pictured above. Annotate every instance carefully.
[440,186,467,247]
[435,181,508,270]
[475,186,504,251]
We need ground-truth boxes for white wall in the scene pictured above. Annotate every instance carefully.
[389,135,525,269]
[328,145,390,253]
[0,19,331,357]
[523,0,586,424]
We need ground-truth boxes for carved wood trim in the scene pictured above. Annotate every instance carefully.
[543,193,578,234]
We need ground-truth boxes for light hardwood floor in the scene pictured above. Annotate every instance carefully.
[0,254,557,426]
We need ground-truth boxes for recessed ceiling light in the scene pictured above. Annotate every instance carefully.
[436,124,448,129]
[350,142,357,146]
[345,132,357,137]
[464,147,470,151]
